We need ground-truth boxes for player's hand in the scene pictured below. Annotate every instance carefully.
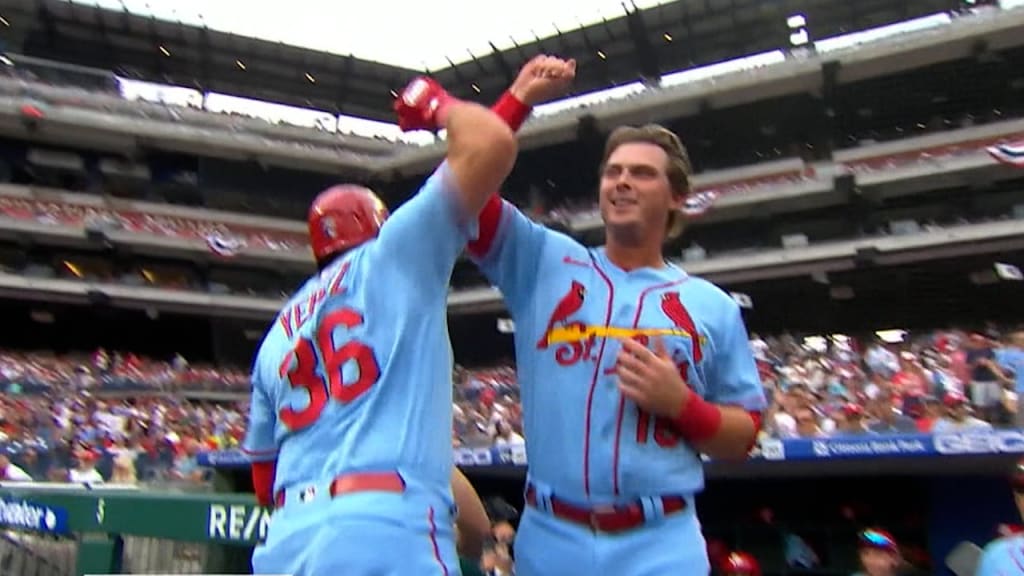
[393,76,456,132]
[615,337,689,419]
[508,55,577,107]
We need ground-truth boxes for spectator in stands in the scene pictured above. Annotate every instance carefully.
[832,404,871,436]
[68,450,104,484]
[867,391,917,434]
[995,330,1024,427]
[912,397,943,433]
[795,406,826,438]
[0,453,31,481]
[967,333,1004,424]
[931,392,993,433]
[865,340,899,379]
[170,438,206,484]
[492,420,524,447]
[109,453,137,484]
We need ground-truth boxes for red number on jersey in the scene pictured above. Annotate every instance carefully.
[277,307,381,431]
[635,409,681,448]
[635,358,689,448]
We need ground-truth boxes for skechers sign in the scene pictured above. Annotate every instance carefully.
[0,498,69,535]
[934,430,1024,455]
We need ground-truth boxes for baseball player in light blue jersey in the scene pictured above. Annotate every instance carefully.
[469,124,767,575]
[239,70,529,575]
[977,459,1024,576]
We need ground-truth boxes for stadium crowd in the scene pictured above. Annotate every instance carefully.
[0,326,1019,486]
[0,328,1012,576]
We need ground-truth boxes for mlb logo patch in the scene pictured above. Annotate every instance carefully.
[298,486,316,503]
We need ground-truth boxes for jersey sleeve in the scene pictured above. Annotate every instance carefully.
[704,299,768,412]
[370,161,477,297]
[241,368,278,462]
[975,540,1006,576]
[466,195,550,314]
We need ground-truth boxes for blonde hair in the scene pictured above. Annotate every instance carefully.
[600,124,694,240]
[110,454,137,484]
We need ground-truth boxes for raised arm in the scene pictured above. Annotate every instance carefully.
[394,78,516,218]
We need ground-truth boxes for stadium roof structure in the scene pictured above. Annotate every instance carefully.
[0,0,972,122]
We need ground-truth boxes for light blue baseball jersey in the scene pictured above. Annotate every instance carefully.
[242,162,474,499]
[978,534,1024,575]
[470,198,766,502]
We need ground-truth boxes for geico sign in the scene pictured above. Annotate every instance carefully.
[934,431,1024,455]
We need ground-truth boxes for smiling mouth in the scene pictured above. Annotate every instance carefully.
[610,198,638,208]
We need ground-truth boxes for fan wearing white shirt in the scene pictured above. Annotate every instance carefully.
[0,454,32,482]
[68,452,104,484]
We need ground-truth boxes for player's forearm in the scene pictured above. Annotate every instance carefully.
[451,466,490,560]
[443,101,517,216]
[690,405,758,460]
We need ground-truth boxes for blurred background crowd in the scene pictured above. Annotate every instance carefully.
[0,325,1019,488]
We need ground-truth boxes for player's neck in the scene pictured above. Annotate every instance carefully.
[603,238,666,272]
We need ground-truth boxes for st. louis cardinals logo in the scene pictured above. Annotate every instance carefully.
[535,280,600,367]
[660,291,703,364]
[535,282,709,370]
[536,280,586,349]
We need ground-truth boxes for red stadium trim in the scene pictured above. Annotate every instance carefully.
[611,277,687,496]
[427,506,450,576]
[467,194,503,259]
[582,251,617,497]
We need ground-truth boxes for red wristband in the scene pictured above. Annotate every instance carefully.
[673,391,722,443]
[433,93,458,129]
[491,90,532,131]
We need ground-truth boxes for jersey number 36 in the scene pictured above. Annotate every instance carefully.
[277,307,380,431]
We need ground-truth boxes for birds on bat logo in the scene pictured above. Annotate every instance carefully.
[536,280,586,349]
[535,280,706,366]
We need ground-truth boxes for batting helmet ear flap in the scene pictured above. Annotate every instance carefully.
[308,185,390,262]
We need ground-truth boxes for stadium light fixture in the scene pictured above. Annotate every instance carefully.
[0,15,9,27]
[663,32,673,42]
[786,14,806,29]
[875,329,907,344]
[235,59,246,70]
[471,84,481,93]
[305,73,316,84]
[597,50,607,60]
[158,45,171,57]
[389,89,398,98]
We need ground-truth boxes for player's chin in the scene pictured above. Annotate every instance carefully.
[603,216,645,238]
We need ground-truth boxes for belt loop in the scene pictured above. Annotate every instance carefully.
[640,496,663,522]
[528,481,554,513]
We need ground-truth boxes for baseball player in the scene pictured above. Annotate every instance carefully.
[977,459,1024,575]
[468,123,767,574]
[241,56,575,576]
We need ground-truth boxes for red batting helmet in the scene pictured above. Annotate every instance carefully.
[721,551,761,576]
[308,184,389,263]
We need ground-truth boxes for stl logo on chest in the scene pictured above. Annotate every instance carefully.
[535,280,706,382]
